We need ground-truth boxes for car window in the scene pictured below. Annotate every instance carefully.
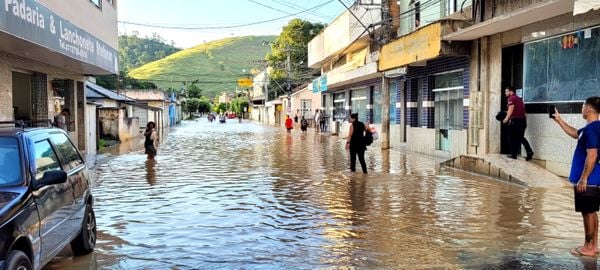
[50,133,83,171]
[0,137,22,186]
[34,140,62,181]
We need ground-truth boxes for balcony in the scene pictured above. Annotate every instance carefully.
[308,5,381,69]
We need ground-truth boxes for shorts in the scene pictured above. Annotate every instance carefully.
[574,186,600,213]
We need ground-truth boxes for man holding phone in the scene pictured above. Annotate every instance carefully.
[502,87,534,160]
[553,96,600,257]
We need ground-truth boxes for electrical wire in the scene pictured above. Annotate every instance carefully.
[118,1,334,30]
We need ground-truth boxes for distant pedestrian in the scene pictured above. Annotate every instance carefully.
[294,109,299,127]
[144,122,158,160]
[553,97,600,257]
[502,86,534,160]
[314,109,322,133]
[346,113,368,174]
[54,108,71,131]
[285,115,293,133]
[300,116,308,134]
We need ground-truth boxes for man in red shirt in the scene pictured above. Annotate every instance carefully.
[502,86,534,160]
[285,115,293,133]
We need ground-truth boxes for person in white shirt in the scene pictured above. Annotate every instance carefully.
[314,109,321,133]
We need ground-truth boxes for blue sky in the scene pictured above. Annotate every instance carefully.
[118,0,352,48]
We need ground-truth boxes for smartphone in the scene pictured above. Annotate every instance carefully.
[548,105,556,119]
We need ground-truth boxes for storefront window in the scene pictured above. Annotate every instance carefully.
[351,88,368,123]
[373,87,382,124]
[333,92,346,120]
[434,71,464,151]
[524,27,600,103]
[390,81,397,124]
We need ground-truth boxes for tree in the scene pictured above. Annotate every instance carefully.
[198,98,212,113]
[217,102,228,113]
[266,19,324,97]
[186,81,203,98]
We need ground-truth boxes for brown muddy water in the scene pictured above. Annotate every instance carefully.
[45,119,594,269]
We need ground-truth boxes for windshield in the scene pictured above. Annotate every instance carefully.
[0,137,22,186]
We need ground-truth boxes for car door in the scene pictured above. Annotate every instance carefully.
[49,132,88,234]
[30,137,76,264]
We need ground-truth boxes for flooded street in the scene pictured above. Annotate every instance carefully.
[46,120,593,269]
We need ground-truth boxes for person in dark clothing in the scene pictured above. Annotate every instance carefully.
[502,86,534,160]
[300,116,308,133]
[346,113,368,174]
[144,122,158,160]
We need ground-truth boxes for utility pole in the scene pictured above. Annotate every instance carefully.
[380,0,392,150]
[286,46,292,115]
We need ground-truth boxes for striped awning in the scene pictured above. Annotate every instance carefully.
[574,0,600,15]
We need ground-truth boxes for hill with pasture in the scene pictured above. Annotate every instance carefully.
[128,35,276,98]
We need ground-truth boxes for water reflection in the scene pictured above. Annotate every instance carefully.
[46,119,584,269]
[145,159,157,186]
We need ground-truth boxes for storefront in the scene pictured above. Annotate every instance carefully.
[379,22,470,157]
[0,0,118,152]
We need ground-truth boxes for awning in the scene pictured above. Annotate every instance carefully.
[443,0,572,41]
[574,0,600,15]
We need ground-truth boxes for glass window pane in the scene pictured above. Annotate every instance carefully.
[50,133,83,171]
[524,40,549,102]
[434,71,463,89]
[352,88,368,123]
[390,81,397,124]
[0,137,22,186]
[34,140,62,180]
[334,92,346,120]
[575,28,600,100]
[373,87,382,124]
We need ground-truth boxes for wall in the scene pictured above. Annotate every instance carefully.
[291,88,322,120]
[407,127,437,155]
[98,108,140,142]
[308,6,380,68]
[38,0,118,49]
[85,103,97,164]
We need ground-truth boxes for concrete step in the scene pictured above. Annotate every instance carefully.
[441,154,569,188]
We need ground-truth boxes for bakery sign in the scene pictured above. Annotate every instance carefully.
[1,0,118,74]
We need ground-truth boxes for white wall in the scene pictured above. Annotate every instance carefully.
[525,113,583,177]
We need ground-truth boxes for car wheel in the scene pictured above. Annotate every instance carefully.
[4,250,32,270]
[70,204,96,256]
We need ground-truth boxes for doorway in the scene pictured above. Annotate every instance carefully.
[501,44,524,154]
[433,71,464,152]
[12,72,33,121]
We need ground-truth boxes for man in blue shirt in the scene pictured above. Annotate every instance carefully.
[553,96,600,257]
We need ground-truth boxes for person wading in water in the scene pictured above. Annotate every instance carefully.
[346,113,368,174]
[144,122,158,160]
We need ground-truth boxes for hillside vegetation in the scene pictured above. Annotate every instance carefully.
[128,35,275,98]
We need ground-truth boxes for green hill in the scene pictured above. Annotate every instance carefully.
[128,35,276,98]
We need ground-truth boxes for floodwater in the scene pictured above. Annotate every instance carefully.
[45,119,595,269]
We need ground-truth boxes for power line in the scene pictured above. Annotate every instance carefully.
[118,1,334,30]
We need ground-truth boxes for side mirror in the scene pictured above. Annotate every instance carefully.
[36,171,67,189]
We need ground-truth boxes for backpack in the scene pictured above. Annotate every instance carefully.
[364,130,373,146]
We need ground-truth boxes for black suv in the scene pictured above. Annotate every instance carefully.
[0,123,96,270]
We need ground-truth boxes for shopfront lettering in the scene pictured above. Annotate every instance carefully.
[5,0,45,29]
[1,0,118,73]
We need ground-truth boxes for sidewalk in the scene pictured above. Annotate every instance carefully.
[442,154,569,188]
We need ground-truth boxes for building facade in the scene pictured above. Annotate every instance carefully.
[378,0,472,157]
[0,0,118,156]
[445,0,600,176]
[308,4,386,137]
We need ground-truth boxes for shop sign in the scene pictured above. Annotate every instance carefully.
[1,0,118,73]
[379,22,442,71]
[312,75,328,93]
[238,78,252,87]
